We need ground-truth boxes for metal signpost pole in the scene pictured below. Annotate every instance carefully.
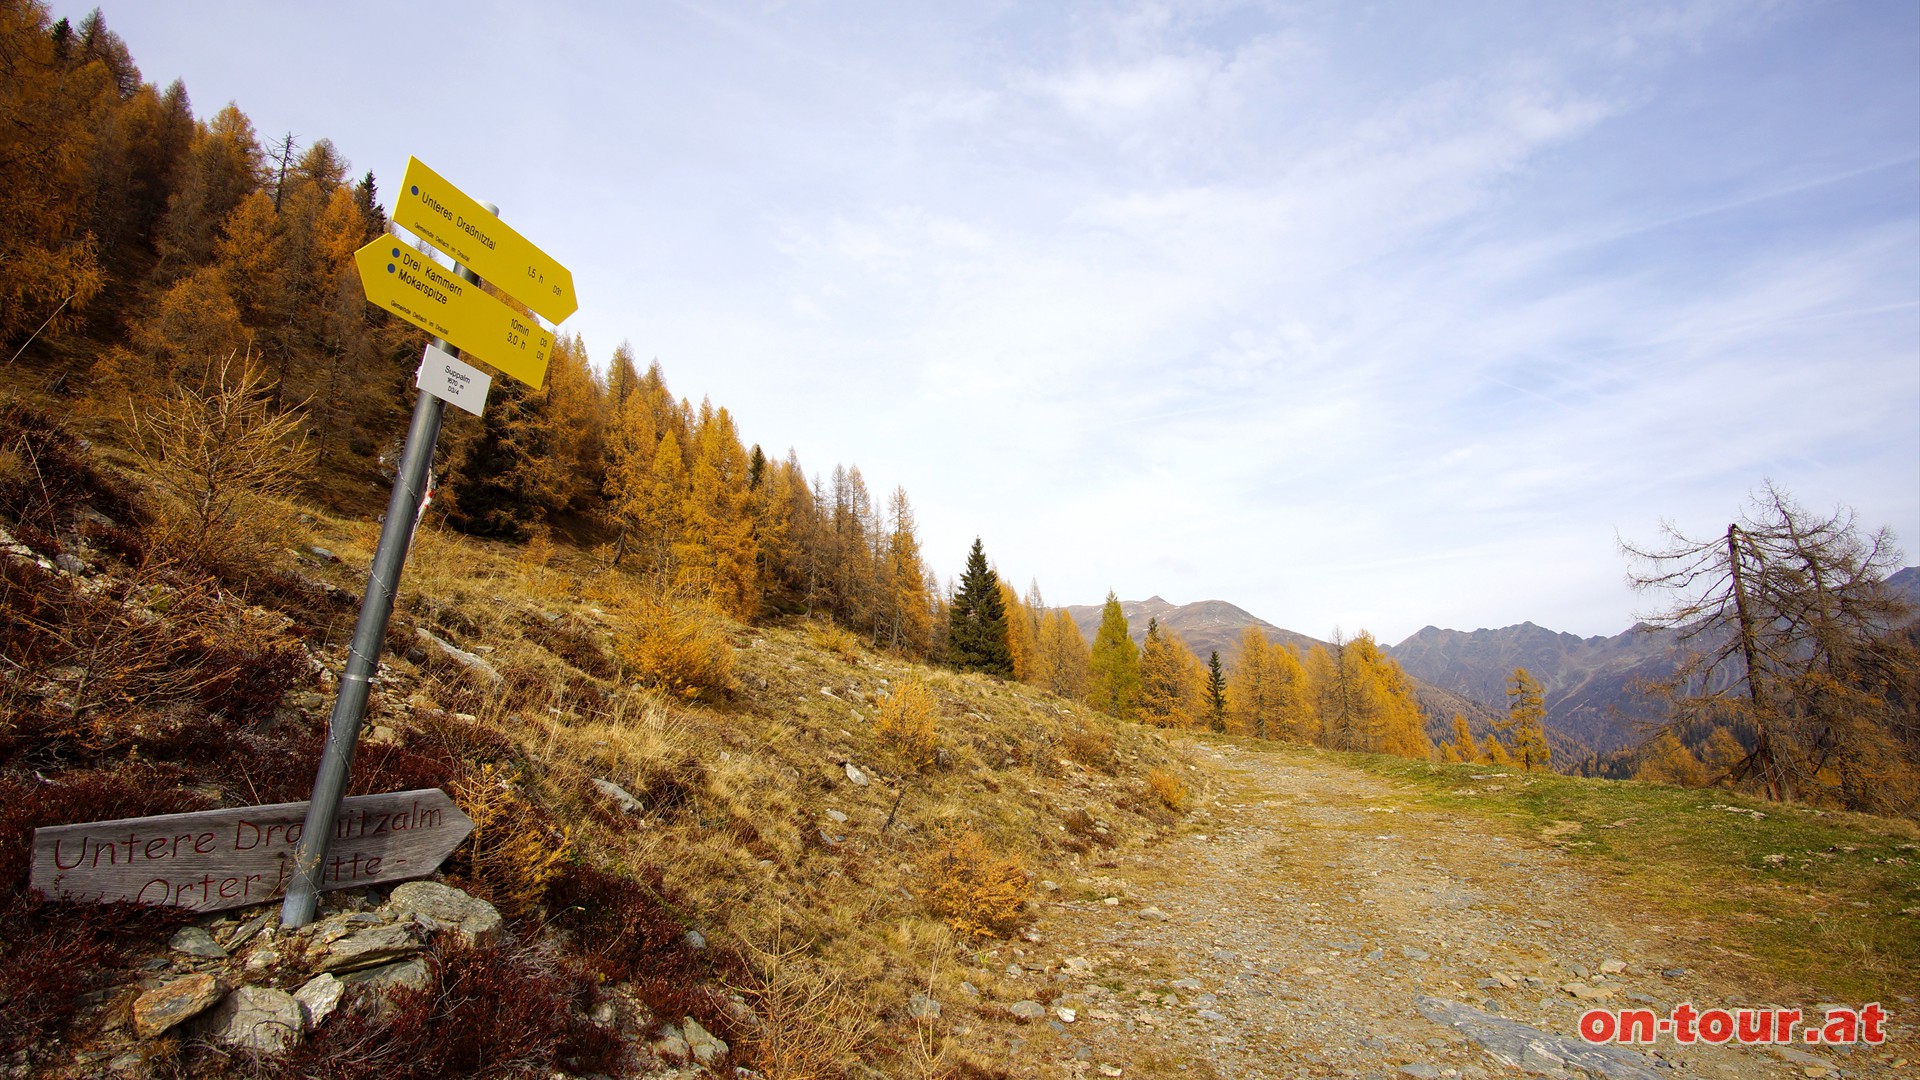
[280,214,494,930]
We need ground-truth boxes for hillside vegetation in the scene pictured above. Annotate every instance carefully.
[0,400,1210,1076]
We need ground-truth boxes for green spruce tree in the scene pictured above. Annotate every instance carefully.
[947,538,1014,678]
[1206,650,1228,732]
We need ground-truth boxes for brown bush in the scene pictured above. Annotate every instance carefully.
[1146,767,1188,812]
[272,934,622,1080]
[875,676,939,772]
[1059,717,1115,772]
[735,926,875,1080]
[923,827,1029,940]
[130,354,315,567]
[0,768,206,1057]
[613,593,735,703]
[548,864,737,1027]
[805,620,861,662]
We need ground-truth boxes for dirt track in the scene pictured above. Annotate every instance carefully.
[959,741,1903,1079]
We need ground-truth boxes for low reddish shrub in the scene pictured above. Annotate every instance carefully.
[272,934,623,1079]
[0,766,206,1057]
[0,894,193,1058]
[547,864,737,1030]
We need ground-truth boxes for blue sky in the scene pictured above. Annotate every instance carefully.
[75,0,1919,642]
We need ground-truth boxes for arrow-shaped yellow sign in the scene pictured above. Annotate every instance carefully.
[393,157,577,324]
[354,237,551,388]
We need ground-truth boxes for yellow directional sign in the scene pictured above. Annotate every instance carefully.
[392,157,576,324]
[354,237,551,388]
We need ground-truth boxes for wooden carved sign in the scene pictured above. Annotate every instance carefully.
[30,789,472,913]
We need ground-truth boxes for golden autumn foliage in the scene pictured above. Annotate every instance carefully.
[450,764,573,919]
[1031,607,1092,700]
[924,827,1029,939]
[0,1,109,345]
[1145,767,1189,811]
[1137,617,1206,728]
[1227,626,1308,740]
[1503,667,1552,772]
[874,675,939,772]
[611,588,737,703]
[1304,631,1429,759]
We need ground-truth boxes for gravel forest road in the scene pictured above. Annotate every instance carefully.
[962,741,1904,1080]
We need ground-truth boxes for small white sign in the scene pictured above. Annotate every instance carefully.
[415,344,490,416]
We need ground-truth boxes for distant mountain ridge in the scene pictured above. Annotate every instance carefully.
[1059,568,1919,758]
[1384,622,1678,754]
[1060,596,1324,663]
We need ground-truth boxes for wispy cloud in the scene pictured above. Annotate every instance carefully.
[87,0,1919,640]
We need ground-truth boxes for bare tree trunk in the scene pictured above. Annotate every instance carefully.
[1727,524,1792,801]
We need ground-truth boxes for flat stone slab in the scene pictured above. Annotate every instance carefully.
[1415,996,1664,1080]
[318,923,423,972]
[295,973,344,1028]
[202,985,305,1054]
[133,973,225,1038]
[383,880,503,947]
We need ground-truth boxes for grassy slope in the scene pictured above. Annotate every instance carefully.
[1317,748,1920,1003]
[239,511,1210,1073]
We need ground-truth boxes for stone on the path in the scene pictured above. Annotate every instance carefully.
[1008,1000,1047,1021]
[591,778,644,814]
[1415,995,1664,1080]
[1137,907,1168,921]
[1599,958,1628,974]
[909,993,941,1019]
[1399,1065,1444,1079]
[845,762,869,786]
[169,926,227,959]
[133,973,225,1038]
[824,808,849,823]
[1196,1009,1226,1022]
[682,1015,729,1065]
[1170,978,1202,991]
[1056,1006,1077,1023]
[295,973,344,1028]
[1401,946,1431,961]
[243,946,281,977]
[384,881,503,948]
[203,985,305,1054]
[1562,981,1617,1001]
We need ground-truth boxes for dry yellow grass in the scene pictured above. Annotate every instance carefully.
[227,507,1208,1072]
